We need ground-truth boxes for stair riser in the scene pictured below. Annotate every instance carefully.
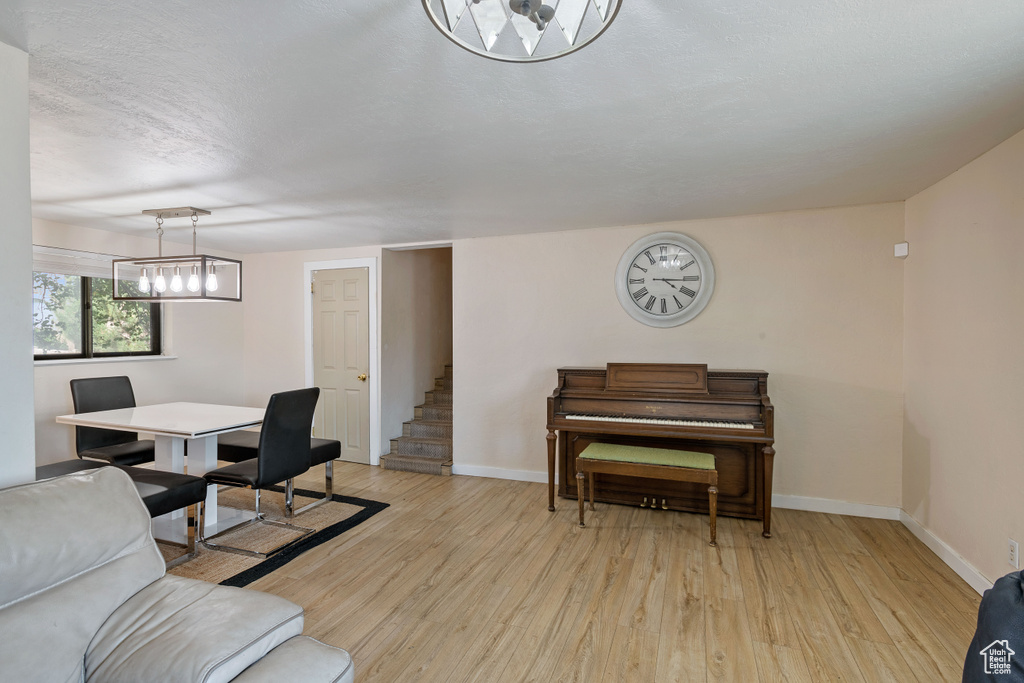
[416,406,452,421]
[403,422,453,438]
[390,439,452,458]
[380,454,452,476]
[423,391,452,407]
[435,378,453,391]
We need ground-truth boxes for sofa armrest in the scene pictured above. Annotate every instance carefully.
[231,636,353,683]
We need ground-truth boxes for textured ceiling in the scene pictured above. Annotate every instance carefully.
[2,1,1024,253]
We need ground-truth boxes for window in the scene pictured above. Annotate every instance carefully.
[33,247,161,360]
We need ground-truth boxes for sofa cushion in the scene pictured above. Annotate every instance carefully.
[0,468,165,683]
[231,636,354,683]
[87,574,304,683]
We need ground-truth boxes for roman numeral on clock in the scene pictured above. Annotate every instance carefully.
[632,264,648,273]
[660,298,667,314]
[679,285,697,298]
[645,296,656,311]
[628,278,645,284]
[644,250,656,265]
[682,275,699,281]
[673,296,684,309]
[679,259,695,270]
[632,287,649,301]
[659,246,668,261]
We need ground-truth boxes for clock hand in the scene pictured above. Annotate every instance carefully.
[652,279,681,291]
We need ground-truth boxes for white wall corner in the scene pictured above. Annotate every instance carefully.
[899,511,992,596]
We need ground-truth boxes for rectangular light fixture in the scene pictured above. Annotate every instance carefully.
[112,207,242,302]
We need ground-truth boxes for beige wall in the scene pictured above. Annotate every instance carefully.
[0,41,34,486]
[903,127,1024,583]
[241,245,381,408]
[453,203,907,508]
[32,219,246,465]
[381,247,453,445]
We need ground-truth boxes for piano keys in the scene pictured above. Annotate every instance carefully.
[546,363,775,537]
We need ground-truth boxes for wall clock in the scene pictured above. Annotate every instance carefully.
[614,232,715,327]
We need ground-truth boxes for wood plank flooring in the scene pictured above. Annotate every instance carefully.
[253,463,980,682]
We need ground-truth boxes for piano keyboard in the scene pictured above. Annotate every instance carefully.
[565,414,755,430]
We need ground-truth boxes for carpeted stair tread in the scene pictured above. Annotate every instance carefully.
[403,420,452,438]
[380,453,452,476]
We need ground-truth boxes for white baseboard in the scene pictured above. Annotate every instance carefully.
[899,511,991,595]
[450,464,549,483]
[772,494,901,520]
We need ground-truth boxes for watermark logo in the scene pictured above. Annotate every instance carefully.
[980,640,1015,675]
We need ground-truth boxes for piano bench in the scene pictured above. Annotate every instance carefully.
[575,443,718,546]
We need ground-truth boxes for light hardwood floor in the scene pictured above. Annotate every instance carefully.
[254,462,980,682]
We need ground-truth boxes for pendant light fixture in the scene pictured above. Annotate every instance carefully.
[423,0,621,62]
[112,207,242,302]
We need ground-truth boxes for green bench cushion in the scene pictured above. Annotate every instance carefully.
[579,443,715,470]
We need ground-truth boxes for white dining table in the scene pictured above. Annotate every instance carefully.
[56,402,266,540]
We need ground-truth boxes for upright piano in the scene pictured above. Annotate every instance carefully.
[546,363,775,537]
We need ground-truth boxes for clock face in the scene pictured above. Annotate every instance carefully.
[614,232,715,327]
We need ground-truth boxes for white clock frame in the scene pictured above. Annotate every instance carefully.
[614,232,716,328]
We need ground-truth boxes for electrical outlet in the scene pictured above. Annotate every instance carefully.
[1010,539,1019,569]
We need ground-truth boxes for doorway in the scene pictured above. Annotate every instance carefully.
[304,258,379,465]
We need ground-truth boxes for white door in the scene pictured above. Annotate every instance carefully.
[312,267,370,464]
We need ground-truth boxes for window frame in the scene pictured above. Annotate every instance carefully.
[33,273,163,361]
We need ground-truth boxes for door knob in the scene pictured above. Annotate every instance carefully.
[357,373,367,382]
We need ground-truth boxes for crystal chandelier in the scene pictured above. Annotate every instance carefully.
[112,208,242,302]
[423,0,621,63]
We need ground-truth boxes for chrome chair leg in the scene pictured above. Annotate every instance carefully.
[165,501,205,570]
[290,460,335,517]
[202,487,314,559]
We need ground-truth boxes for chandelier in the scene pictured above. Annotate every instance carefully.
[112,208,242,302]
[423,0,621,62]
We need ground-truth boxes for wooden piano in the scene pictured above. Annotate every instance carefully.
[546,363,775,537]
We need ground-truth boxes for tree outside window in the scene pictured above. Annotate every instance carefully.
[33,272,161,359]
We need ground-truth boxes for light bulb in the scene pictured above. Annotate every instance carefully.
[138,268,150,293]
[206,264,218,292]
[187,265,200,292]
[154,268,167,293]
[170,266,183,292]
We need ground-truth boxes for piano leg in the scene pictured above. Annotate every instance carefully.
[547,429,557,511]
[762,445,775,538]
[708,485,718,547]
[576,470,586,527]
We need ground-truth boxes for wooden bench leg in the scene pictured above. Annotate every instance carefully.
[577,470,586,527]
[588,471,595,511]
[708,485,718,547]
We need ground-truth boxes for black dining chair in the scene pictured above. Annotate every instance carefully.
[216,432,341,516]
[69,376,156,466]
[201,387,320,558]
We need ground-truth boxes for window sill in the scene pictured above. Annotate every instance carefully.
[34,355,178,367]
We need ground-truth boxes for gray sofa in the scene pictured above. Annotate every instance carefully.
[0,467,353,683]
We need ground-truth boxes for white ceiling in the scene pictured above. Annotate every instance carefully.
[2,1,1024,253]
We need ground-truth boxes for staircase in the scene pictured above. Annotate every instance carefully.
[380,364,453,476]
